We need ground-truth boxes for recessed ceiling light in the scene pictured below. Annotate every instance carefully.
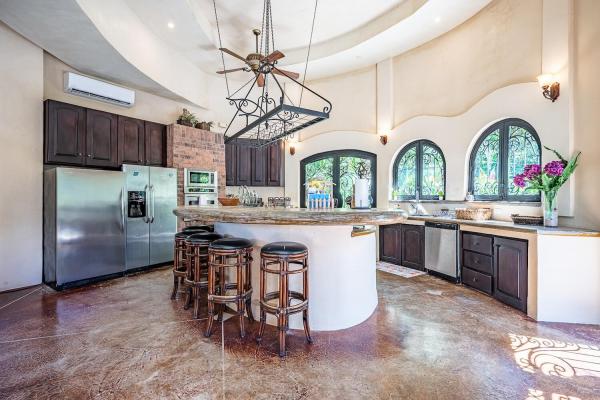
[167,21,175,29]
[434,16,441,23]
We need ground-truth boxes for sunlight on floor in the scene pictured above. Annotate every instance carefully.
[510,334,600,378]
[526,388,581,400]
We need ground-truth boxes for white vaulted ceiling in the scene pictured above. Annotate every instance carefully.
[0,0,491,106]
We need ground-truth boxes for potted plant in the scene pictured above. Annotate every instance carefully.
[196,121,214,131]
[437,190,444,201]
[512,146,581,227]
[177,108,197,127]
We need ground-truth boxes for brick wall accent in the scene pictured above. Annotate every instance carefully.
[165,124,226,215]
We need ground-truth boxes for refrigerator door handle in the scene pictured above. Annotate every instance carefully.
[150,184,156,223]
[143,184,150,223]
[120,188,125,231]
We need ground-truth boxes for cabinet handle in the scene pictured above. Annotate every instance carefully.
[474,242,479,246]
[474,259,479,264]
[473,277,478,282]
[78,152,82,156]
[87,154,91,157]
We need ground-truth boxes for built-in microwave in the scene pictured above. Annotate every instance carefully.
[184,169,216,188]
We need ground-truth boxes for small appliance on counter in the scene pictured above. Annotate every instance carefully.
[123,164,177,271]
[351,178,371,209]
[184,168,218,206]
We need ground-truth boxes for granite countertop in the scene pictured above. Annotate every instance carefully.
[174,206,408,226]
[406,215,600,237]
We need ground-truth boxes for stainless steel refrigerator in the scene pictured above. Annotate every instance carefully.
[123,164,177,270]
[44,167,126,288]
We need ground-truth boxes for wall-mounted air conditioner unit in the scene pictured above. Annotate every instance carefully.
[63,72,135,107]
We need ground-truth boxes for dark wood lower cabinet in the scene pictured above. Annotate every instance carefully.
[401,224,425,271]
[460,232,528,313]
[379,224,402,265]
[493,237,528,312]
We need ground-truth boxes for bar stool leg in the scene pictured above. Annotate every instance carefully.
[278,258,288,357]
[183,253,193,310]
[245,252,255,322]
[192,250,202,319]
[302,257,313,343]
[171,246,180,299]
[237,252,246,338]
[256,258,266,342]
[217,257,225,323]
[205,253,215,338]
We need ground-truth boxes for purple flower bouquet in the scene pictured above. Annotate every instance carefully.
[512,147,581,226]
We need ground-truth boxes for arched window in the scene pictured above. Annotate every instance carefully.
[300,150,377,208]
[469,118,541,201]
[392,140,446,200]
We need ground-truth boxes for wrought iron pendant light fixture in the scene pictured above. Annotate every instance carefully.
[213,0,331,147]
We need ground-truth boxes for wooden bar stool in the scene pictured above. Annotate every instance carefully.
[183,232,223,318]
[205,238,254,338]
[171,228,209,300]
[257,241,312,357]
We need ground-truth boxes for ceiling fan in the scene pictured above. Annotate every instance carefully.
[216,29,300,87]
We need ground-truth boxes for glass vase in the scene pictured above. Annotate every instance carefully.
[543,191,558,227]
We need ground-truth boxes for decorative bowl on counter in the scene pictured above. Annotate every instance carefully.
[455,207,492,221]
[510,214,543,225]
[218,197,240,206]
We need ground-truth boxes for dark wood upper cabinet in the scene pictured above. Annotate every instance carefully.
[118,116,145,165]
[144,121,165,166]
[493,237,528,312]
[379,224,402,265]
[85,109,118,167]
[251,145,267,186]
[225,142,237,186]
[236,141,252,186]
[45,100,86,165]
[401,224,425,271]
[267,140,284,187]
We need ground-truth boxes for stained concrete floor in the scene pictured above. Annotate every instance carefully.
[0,267,598,400]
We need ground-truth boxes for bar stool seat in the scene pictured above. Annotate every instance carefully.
[205,237,254,338]
[171,228,211,300]
[257,241,312,357]
[183,232,223,318]
[183,225,213,232]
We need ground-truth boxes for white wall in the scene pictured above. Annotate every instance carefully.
[0,22,44,291]
[285,83,569,215]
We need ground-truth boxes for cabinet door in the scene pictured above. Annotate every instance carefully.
[45,100,86,165]
[251,145,267,186]
[401,224,425,270]
[85,109,118,167]
[145,122,165,166]
[493,237,528,312]
[267,140,284,187]
[379,224,402,265]
[236,141,252,186]
[118,116,145,165]
[225,142,237,186]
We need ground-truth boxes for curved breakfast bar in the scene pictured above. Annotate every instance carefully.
[173,206,407,331]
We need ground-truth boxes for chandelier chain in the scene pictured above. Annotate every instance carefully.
[212,0,230,97]
[300,0,318,106]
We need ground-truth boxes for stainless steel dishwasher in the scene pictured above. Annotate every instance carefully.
[424,221,459,282]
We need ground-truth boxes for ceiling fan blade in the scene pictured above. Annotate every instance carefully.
[272,68,300,80]
[216,67,246,74]
[262,50,285,62]
[219,48,248,63]
[256,73,265,87]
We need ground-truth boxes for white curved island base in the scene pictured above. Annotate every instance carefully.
[215,222,378,331]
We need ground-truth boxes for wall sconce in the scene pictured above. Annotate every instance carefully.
[537,74,560,102]
[379,135,388,145]
[289,145,296,156]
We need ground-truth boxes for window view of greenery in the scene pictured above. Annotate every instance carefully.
[472,129,500,197]
[395,146,417,198]
[507,126,541,196]
[393,141,445,200]
[421,144,445,197]
[304,157,333,183]
[302,151,376,208]
[340,157,372,208]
